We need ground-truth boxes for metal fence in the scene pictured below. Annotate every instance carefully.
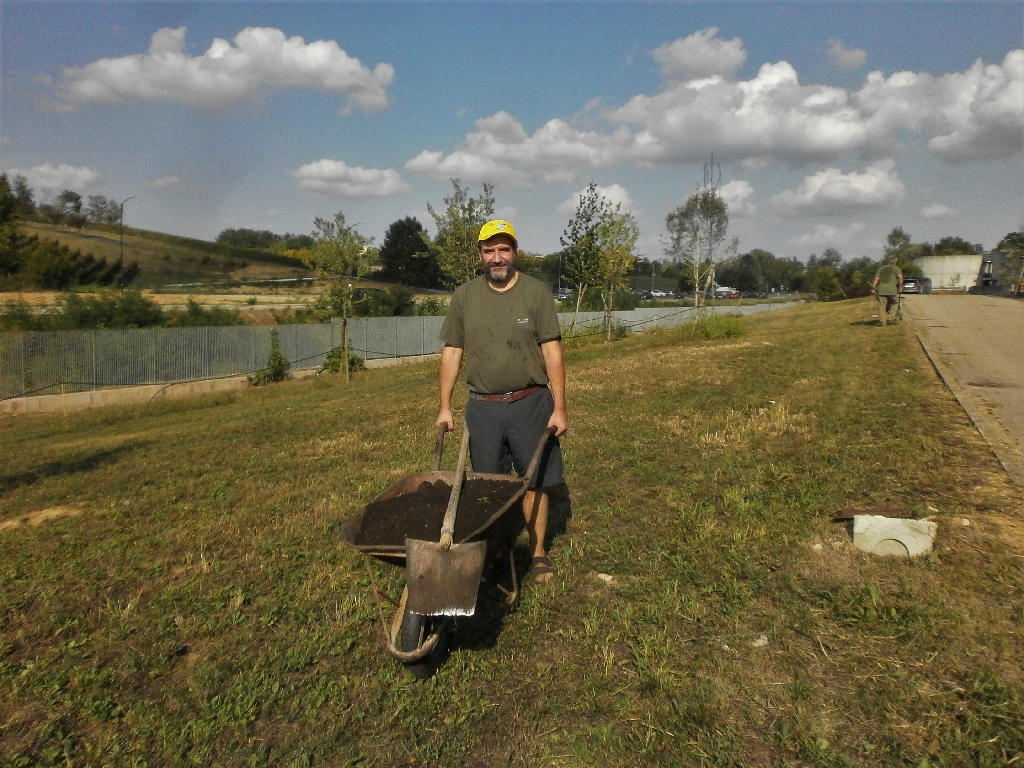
[0,302,797,400]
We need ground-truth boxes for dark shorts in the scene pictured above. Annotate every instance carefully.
[465,388,563,489]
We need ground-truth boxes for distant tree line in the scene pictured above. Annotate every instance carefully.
[3,174,128,230]
[0,175,140,290]
[215,228,314,253]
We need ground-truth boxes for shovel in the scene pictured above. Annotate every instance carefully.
[405,424,487,617]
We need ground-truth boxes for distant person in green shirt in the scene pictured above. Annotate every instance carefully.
[437,220,568,584]
[872,256,904,326]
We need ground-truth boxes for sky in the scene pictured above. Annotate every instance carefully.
[1,1,1021,262]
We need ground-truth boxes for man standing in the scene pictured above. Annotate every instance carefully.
[436,220,568,584]
[872,256,904,326]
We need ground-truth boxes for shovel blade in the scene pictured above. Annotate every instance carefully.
[405,538,486,616]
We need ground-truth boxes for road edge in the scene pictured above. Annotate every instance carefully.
[913,330,1024,486]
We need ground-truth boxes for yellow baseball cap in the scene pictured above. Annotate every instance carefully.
[478,219,517,246]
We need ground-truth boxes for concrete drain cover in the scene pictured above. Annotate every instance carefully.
[852,516,937,557]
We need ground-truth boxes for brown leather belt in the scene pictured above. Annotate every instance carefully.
[469,386,545,403]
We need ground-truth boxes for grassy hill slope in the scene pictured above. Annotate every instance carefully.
[1,300,1021,766]
[22,222,314,287]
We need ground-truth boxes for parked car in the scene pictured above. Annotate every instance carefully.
[901,277,922,294]
[650,290,672,299]
[555,287,573,301]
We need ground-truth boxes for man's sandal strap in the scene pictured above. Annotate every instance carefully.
[530,556,555,580]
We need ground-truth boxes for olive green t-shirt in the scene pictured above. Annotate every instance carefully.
[874,264,903,296]
[440,273,561,394]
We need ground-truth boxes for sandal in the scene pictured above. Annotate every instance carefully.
[530,555,555,583]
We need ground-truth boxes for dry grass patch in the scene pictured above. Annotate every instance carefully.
[0,505,82,531]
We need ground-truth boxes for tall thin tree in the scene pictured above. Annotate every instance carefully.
[664,156,734,313]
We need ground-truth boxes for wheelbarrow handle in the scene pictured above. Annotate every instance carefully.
[431,424,448,472]
[524,426,558,487]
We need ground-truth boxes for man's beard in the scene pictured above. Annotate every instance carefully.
[487,263,515,283]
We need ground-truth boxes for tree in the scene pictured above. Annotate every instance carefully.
[811,267,844,302]
[55,189,83,216]
[0,175,24,278]
[998,227,1024,295]
[815,247,844,269]
[216,228,279,249]
[303,210,375,281]
[885,227,911,254]
[934,236,982,255]
[664,158,734,311]
[559,182,603,332]
[86,195,121,225]
[301,210,376,383]
[11,175,34,216]
[882,226,927,277]
[595,202,639,339]
[426,179,495,288]
[378,216,443,288]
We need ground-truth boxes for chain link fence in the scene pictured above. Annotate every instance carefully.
[0,302,796,400]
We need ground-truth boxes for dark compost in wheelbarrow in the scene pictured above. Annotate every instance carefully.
[355,478,519,547]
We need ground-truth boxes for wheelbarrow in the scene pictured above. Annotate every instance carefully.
[340,424,555,677]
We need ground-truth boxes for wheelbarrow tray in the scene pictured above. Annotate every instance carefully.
[339,469,530,562]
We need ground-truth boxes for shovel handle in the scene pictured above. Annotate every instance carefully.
[439,424,470,550]
[431,424,448,471]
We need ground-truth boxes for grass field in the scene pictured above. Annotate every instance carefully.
[1,300,1022,767]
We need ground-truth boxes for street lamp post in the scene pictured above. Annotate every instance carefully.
[119,196,135,263]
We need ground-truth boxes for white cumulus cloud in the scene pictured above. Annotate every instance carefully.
[855,50,1023,162]
[652,27,747,80]
[406,45,1023,185]
[145,175,180,189]
[56,26,394,114]
[828,39,867,71]
[291,159,410,197]
[10,163,100,192]
[405,110,628,185]
[557,183,635,216]
[919,202,959,219]
[788,221,867,251]
[769,159,906,216]
[720,180,757,216]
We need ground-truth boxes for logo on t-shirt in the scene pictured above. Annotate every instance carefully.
[517,318,529,324]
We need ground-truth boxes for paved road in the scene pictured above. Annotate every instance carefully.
[903,294,1024,485]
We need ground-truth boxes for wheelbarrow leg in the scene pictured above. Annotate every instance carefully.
[492,548,520,608]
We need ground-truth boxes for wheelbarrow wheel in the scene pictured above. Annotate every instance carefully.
[398,608,450,679]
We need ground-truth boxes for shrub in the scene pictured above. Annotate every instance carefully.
[0,300,38,332]
[0,291,165,331]
[249,327,291,386]
[414,297,448,316]
[164,298,244,327]
[353,284,415,317]
[684,313,745,340]
[321,346,366,374]
[60,290,164,329]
